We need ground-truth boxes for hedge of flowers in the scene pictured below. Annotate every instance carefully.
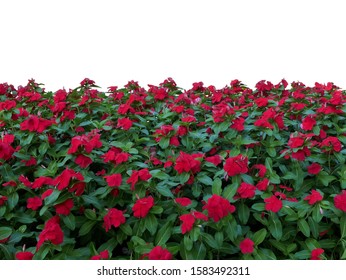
[0,78,346,260]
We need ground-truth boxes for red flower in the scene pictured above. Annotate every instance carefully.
[178,213,194,234]
[264,195,283,213]
[75,154,93,168]
[91,250,109,260]
[174,151,201,174]
[148,246,172,260]
[252,164,267,177]
[311,248,324,260]
[41,189,54,199]
[0,196,8,206]
[239,238,255,254]
[20,115,52,133]
[255,97,269,107]
[301,115,316,130]
[304,190,323,205]
[236,182,256,199]
[68,132,102,154]
[31,176,55,189]
[22,156,37,166]
[54,168,84,190]
[117,118,133,130]
[192,211,208,221]
[103,208,126,232]
[224,155,248,176]
[126,169,152,190]
[36,216,64,250]
[307,163,322,175]
[54,198,74,215]
[104,174,122,187]
[202,194,236,222]
[0,134,15,161]
[175,197,192,207]
[256,179,270,191]
[205,155,222,166]
[288,136,305,148]
[15,251,34,260]
[334,190,346,212]
[320,136,342,152]
[132,196,154,218]
[27,197,43,211]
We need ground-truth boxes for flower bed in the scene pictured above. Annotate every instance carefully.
[0,78,346,260]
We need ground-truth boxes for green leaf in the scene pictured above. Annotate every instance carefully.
[215,232,223,248]
[223,183,238,201]
[253,228,267,246]
[144,214,158,235]
[184,235,193,251]
[268,214,282,240]
[0,227,12,240]
[192,242,207,260]
[340,214,346,238]
[156,185,174,198]
[298,219,310,237]
[158,137,170,149]
[252,203,265,212]
[120,224,132,236]
[62,214,76,231]
[79,220,97,236]
[317,172,336,187]
[312,204,323,223]
[202,233,218,249]
[155,222,173,246]
[7,192,19,210]
[197,174,213,186]
[238,203,250,224]
[294,250,310,260]
[84,209,97,220]
[44,189,61,205]
[178,173,190,184]
[212,178,222,195]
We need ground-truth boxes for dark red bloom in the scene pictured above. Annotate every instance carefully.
[236,182,256,199]
[41,189,54,200]
[148,246,172,260]
[75,154,93,168]
[334,190,346,212]
[31,176,55,189]
[175,197,192,207]
[117,118,133,130]
[36,216,64,250]
[320,136,342,152]
[104,174,122,187]
[307,163,322,175]
[252,164,267,177]
[192,211,208,221]
[202,194,236,222]
[304,190,323,205]
[132,196,154,218]
[0,196,8,206]
[54,198,74,215]
[91,250,109,260]
[103,208,126,232]
[264,195,282,213]
[126,169,152,190]
[239,238,255,254]
[301,115,316,130]
[174,151,201,174]
[15,251,34,260]
[20,115,52,133]
[27,197,43,211]
[224,155,248,176]
[179,213,195,234]
[311,248,324,260]
[54,168,84,190]
[205,155,222,166]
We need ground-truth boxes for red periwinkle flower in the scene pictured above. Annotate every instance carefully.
[320,136,342,152]
[148,246,172,260]
[27,197,43,211]
[175,197,192,207]
[205,155,222,166]
[252,164,267,177]
[36,216,64,250]
[15,251,34,260]
[334,191,346,212]
[91,250,109,260]
[202,194,236,222]
[264,195,283,213]
[237,182,256,199]
[104,174,122,187]
[0,196,8,206]
[174,151,201,174]
[239,238,255,254]
[117,118,133,130]
[179,213,195,234]
[75,154,93,168]
[301,115,316,130]
[54,198,74,215]
[311,248,324,260]
[307,163,322,175]
[256,178,270,191]
[103,208,126,232]
[132,196,154,218]
[224,155,248,177]
[304,190,323,205]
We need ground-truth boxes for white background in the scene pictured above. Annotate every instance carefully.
[1,0,345,91]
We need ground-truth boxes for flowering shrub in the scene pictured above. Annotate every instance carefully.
[0,78,346,260]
